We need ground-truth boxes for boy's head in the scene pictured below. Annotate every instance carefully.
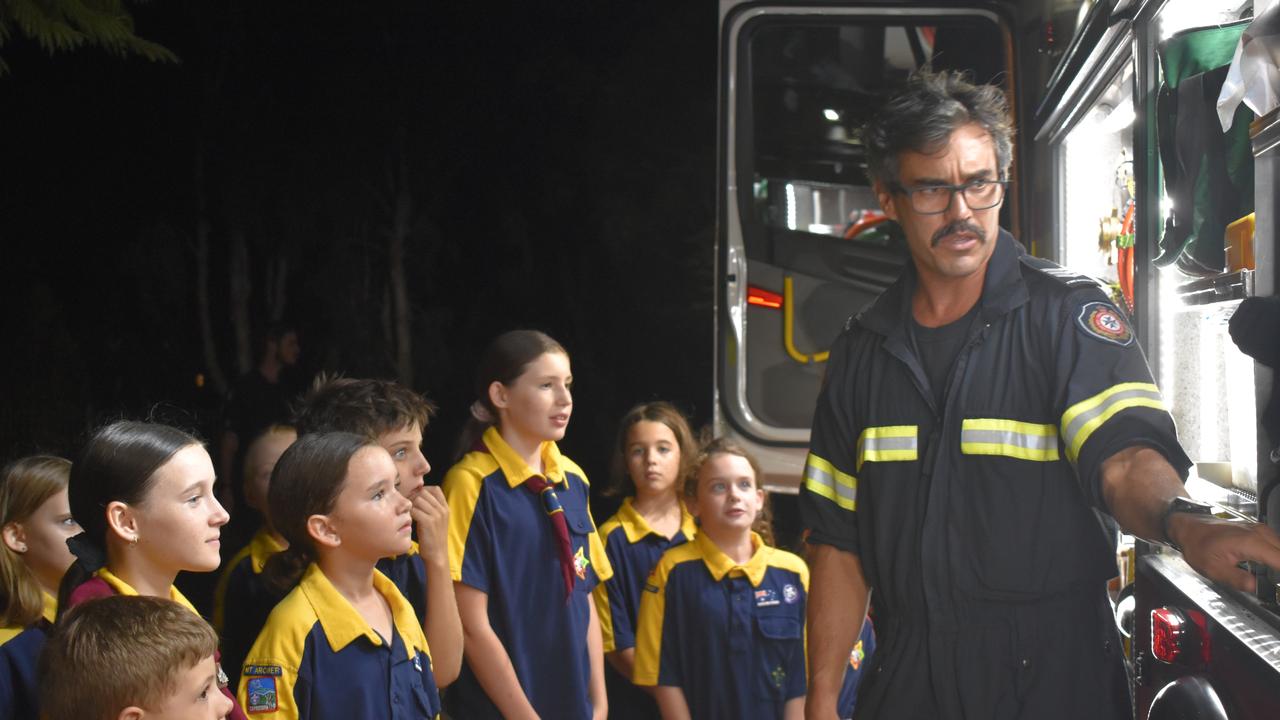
[292,374,436,497]
[40,595,232,720]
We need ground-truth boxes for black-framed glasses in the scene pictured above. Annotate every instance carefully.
[890,178,1008,215]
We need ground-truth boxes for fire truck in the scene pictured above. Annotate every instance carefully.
[711,0,1280,715]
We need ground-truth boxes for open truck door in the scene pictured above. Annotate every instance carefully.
[713,1,1019,493]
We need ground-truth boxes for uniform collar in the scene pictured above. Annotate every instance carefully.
[248,528,288,574]
[481,425,567,489]
[857,228,1030,339]
[40,592,56,625]
[695,530,770,587]
[95,567,197,613]
[299,563,423,657]
[616,498,698,544]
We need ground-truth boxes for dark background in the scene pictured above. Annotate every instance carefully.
[0,1,716,512]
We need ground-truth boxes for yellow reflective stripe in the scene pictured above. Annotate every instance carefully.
[960,418,1060,462]
[855,425,918,471]
[803,453,857,511]
[1060,382,1165,463]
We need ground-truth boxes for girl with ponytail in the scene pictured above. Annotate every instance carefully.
[443,329,612,720]
[0,455,78,719]
[57,420,245,719]
[239,432,441,719]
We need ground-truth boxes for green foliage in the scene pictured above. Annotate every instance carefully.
[0,0,178,75]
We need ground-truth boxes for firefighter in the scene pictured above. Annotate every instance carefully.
[800,69,1280,720]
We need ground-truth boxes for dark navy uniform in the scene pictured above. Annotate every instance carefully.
[214,528,287,686]
[238,564,439,719]
[800,230,1191,719]
[443,426,612,720]
[633,531,809,720]
[592,498,697,719]
[0,593,55,720]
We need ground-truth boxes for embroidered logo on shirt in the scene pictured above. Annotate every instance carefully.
[754,588,780,607]
[414,654,423,672]
[243,665,283,677]
[1077,301,1134,346]
[850,639,865,671]
[245,677,278,714]
[771,665,787,689]
[574,546,590,580]
[783,584,799,605]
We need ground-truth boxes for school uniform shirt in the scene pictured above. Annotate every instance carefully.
[593,498,697,719]
[443,426,613,720]
[67,567,250,720]
[237,563,439,720]
[214,527,287,687]
[374,540,428,628]
[634,531,809,720]
[0,592,56,720]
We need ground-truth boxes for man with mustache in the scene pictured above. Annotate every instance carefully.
[799,69,1280,720]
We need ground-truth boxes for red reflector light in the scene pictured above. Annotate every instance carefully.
[1151,607,1209,666]
[748,286,783,309]
[1151,607,1186,664]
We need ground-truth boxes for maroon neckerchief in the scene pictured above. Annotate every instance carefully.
[472,435,576,601]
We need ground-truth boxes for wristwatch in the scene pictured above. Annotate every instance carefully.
[1159,496,1216,552]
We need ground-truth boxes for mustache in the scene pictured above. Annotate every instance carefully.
[931,221,985,247]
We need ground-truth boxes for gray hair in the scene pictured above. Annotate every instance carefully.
[861,69,1013,187]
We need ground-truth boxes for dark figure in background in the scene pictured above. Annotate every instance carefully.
[800,69,1280,720]
[218,323,301,518]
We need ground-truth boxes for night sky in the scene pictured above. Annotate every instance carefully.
[1,1,717,509]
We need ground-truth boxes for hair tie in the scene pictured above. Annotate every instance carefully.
[470,400,495,424]
[65,532,107,573]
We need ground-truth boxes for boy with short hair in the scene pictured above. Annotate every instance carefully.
[291,374,462,687]
[38,595,234,720]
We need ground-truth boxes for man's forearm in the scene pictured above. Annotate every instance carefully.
[1099,445,1187,543]
[806,543,869,719]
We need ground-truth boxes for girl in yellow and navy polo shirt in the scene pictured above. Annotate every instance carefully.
[635,438,809,720]
[0,456,79,720]
[239,431,439,720]
[444,330,612,720]
[592,402,698,720]
[213,424,296,686]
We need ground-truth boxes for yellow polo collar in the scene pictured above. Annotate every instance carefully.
[298,563,424,658]
[482,426,567,489]
[95,567,198,614]
[695,530,770,587]
[247,528,288,574]
[616,498,697,544]
[40,592,56,625]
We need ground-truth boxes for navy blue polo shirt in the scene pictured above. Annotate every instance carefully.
[443,426,612,720]
[592,497,697,654]
[375,542,428,627]
[634,531,809,720]
[238,564,439,720]
[214,528,287,686]
[0,594,54,720]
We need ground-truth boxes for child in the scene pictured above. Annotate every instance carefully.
[57,420,245,720]
[0,455,79,719]
[212,424,297,685]
[38,595,234,720]
[592,402,698,720]
[634,438,808,720]
[291,374,461,687]
[238,431,440,719]
[444,329,612,719]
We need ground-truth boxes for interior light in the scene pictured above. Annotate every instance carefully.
[823,108,841,122]
[786,183,797,231]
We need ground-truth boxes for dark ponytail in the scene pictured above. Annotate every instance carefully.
[57,422,201,619]
[454,329,568,461]
[262,432,373,595]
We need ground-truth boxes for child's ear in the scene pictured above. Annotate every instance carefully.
[117,707,145,720]
[105,501,140,545]
[1,522,27,554]
[488,380,509,410]
[306,514,341,549]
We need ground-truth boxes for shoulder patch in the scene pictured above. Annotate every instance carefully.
[243,664,283,676]
[1076,301,1134,346]
[245,676,278,714]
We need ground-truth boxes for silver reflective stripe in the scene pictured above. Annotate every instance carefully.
[803,453,856,511]
[1061,385,1163,452]
[960,428,1058,452]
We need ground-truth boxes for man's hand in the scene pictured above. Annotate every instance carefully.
[1169,513,1280,593]
[411,485,450,569]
